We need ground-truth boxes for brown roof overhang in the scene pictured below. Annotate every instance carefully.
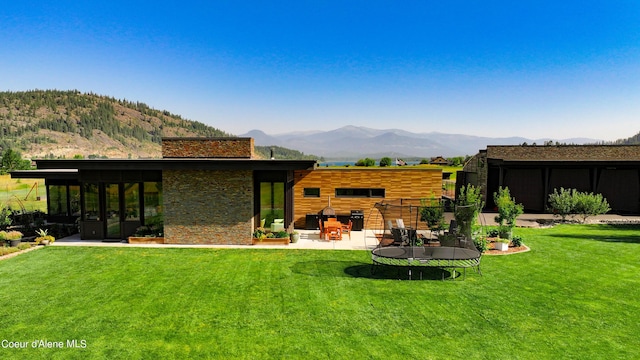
[31,159,317,172]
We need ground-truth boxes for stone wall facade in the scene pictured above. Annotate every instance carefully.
[163,169,254,245]
[461,151,488,202]
[162,137,254,158]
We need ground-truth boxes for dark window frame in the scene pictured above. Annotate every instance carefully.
[335,188,385,198]
[303,188,321,197]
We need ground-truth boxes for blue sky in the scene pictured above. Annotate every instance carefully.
[2,1,639,141]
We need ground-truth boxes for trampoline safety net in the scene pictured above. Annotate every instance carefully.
[370,199,482,279]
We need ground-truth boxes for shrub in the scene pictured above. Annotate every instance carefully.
[493,187,524,227]
[547,187,576,222]
[547,188,611,223]
[497,225,513,240]
[473,236,489,253]
[573,191,610,223]
[0,206,11,229]
[511,235,524,247]
[253,227,267,239]
[134,216,164,237]
[0,230,23,241]
[420,197,444,231]
[355,158,375,167]
[455,184,484,240]
[379,157,392,167]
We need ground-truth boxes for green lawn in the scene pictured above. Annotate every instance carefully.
[1,224,639,359]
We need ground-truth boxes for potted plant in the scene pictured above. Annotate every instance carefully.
[1,230,24,247]
[494,238,510,251]
[290,231,300,243]
[35,228,55,246]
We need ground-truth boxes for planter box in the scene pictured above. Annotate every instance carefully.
[252,237,289,245]
[494,241,509,251]
[128,237,165,244]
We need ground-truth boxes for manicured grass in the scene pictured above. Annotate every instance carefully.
[1,224,640,359]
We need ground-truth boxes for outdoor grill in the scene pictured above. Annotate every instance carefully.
[318,205,336,221]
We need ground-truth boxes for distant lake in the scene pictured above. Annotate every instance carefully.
[318,160,422,167]
[319,161,356,167]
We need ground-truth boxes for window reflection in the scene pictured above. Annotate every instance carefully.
[83,183,100,221]
[124,183,140,221]
[143,182,163,225]
[49,185,67,216]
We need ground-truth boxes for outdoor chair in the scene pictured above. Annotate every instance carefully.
[270,219,285,232]
[391,227,410,246]
[341,220,352,239]
[327,226,342,240]
[446,219,457,235]
[318,218,326,240]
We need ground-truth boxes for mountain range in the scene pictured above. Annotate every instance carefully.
[2,90,636,161]
[243,126,600,159]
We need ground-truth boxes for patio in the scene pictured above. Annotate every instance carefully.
[53,229,380,250]
[51,213,640,249]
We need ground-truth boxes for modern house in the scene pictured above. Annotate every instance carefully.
[11,137,443,244]
[458,144,640,213]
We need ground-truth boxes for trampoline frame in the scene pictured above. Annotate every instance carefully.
[371,246,482,280]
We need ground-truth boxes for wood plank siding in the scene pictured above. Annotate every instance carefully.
[292,168,443,229]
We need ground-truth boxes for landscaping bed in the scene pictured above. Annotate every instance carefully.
[484,241,530,255]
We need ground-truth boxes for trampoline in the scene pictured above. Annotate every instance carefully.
[369,199,482,280]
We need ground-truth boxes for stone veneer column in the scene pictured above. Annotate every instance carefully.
[162,137,255,158]
[163,169,254,245]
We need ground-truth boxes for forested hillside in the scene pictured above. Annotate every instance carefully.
[0,90,319,160]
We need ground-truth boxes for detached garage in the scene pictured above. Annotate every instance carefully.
[459,145,640,214]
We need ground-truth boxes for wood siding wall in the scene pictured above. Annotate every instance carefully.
[292,168,443,229]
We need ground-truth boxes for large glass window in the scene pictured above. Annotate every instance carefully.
[69,185,80,217]
[83,183,100,220]
[260,182,285,227]
[124,183,140,221]
[105,184,120,238]
[143,182,163,225]
[49,185,68,217]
